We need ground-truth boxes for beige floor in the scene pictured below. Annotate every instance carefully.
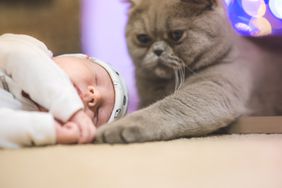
[0,134,281,188]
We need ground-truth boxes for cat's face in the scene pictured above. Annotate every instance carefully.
[126,0,228,79]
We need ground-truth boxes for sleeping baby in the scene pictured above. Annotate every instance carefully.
[0,33,128,148]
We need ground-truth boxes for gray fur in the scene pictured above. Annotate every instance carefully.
[96,0,282,143]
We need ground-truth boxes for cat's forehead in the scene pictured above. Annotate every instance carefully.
[128,0,194,31]
[130,0,204,21]
[138,0,184,14]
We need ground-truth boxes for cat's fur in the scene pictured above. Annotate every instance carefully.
[96,0,282,143]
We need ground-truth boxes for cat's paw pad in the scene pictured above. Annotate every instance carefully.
[96,124,144,144]
[120,126,143,143]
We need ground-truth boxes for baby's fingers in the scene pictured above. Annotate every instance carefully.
[56,122,80,144]
[69,110,96,144]
[78,120,96,144]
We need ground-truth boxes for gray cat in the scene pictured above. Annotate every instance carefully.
[96,0,282,143]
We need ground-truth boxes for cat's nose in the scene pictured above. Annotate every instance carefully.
[154,49,163,56]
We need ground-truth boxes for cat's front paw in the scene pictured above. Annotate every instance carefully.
[95,115,153,144]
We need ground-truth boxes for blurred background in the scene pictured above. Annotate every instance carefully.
[225,0,282,36]
[0,0,281,112]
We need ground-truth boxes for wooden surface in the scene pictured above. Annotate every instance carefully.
[0,135,281,188]
[227,116,282,134]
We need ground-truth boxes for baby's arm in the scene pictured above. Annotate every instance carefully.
[55,118,95,145]
[0,108,56,148]
[0,108,87,148]
[0,33,95,144]
[0,33,83,122]
[38,106,96,144]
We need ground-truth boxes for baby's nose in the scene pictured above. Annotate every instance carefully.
[83,86,102,108]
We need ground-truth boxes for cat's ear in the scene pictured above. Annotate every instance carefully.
[124,0,142,8]
[181,0,218,9]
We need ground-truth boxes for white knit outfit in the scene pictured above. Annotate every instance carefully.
[0,34,84,148]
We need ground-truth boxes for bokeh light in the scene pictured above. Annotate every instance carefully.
[241,0,266,17]
[234,22,252,33]
[225,0,282,35]
[269,0,282,19]
[249,17,273,36]
[224,0,233,6]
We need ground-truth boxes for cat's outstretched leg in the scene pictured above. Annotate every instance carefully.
[95,93,239,144]
[96,70,250,143]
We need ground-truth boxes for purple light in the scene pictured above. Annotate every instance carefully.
[235,22,252,32]
[81,0,138,112]
[224,0,233,6]
[241,0,266,17]
[249,17,272,36]
[226,0,282,35]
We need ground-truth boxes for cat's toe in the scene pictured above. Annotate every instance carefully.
[95,124,146,144]
[96,126,122,144]
[120,126,143,143]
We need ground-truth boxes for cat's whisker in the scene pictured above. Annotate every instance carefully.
[174,69,180,91]
[180,67,185,85]
[171,58,187,91]
[161,58,180,69]
[174,66,185,91]
[180,66,185,88]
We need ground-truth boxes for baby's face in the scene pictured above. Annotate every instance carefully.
[53,56,115,127]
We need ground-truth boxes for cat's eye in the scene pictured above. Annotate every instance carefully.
[169,30,185,43]
[136,34,152,46]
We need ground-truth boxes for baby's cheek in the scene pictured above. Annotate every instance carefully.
[84,107,98,125]
[84,108,94,119]
[96,109,110,128]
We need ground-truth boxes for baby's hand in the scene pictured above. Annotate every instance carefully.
[69,110,96,144]
[55,121,80,144]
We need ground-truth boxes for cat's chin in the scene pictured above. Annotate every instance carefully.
[153,67,174,79]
